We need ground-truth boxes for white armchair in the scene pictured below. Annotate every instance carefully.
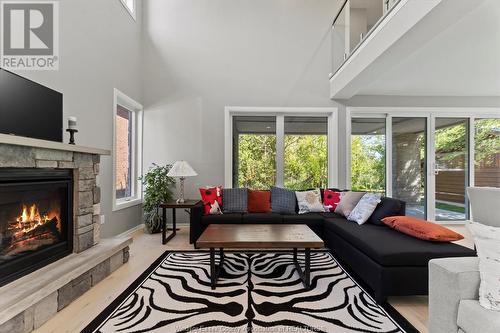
[467,186,500,227]
[429,187,500,333]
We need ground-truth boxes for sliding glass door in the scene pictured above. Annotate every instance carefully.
[434,118,469,221]
[392,117,427,219]
[350,111,499,222]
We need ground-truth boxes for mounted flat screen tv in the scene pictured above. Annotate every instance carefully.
[0,69,63,142]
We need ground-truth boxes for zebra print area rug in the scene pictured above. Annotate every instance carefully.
[83,251,415,333]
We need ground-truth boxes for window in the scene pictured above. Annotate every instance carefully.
[233,116,276,189]
[350,118,386,193]
[227,108,337,190]
[113,89,143,211]
[284,117,328,190]
[475,119,500,188]
[119,0,136,20]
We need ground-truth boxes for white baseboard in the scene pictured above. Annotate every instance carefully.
[116,223,144,238]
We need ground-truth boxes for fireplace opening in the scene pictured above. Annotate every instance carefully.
[0,169,73,287]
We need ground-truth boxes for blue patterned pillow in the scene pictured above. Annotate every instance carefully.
[271,186,296,214]
[222,188,248,213]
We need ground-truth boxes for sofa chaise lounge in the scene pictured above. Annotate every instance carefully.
[190,196,476,302]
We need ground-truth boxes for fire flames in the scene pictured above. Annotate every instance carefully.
[10,204,60,238]
[1,203,62,258]
[15,204,51,234]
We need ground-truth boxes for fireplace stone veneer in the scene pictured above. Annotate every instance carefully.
[0,144,102,253]
[0,138,131,333]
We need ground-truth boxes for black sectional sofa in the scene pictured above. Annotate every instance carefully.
[189,197,476,302]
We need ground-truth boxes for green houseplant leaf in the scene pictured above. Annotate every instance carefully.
[139,163,176,233]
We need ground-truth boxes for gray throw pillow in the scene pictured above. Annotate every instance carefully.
[223,188,248,213]
[335,191,366,217]
[271,186,296,214]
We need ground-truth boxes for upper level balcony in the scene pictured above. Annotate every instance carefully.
[331,0,399,75]
[329,0,500,99]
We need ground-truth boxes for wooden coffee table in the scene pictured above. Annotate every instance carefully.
[196,224,324,290]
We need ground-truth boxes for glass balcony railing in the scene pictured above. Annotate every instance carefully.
[331,0,401,76]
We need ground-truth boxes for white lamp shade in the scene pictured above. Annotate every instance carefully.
[167,161,198,177]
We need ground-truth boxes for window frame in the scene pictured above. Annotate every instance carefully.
[225,107,338,189]
[119,0,136,21]
[112,88,143,211]
[346,107,500,223]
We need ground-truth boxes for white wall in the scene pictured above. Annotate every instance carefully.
[142,0,342,222]
[13,0,144,237]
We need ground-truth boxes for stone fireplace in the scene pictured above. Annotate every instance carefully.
[0,136,132,333]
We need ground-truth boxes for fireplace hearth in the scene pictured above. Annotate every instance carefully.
[0,139,133,333]
[0,169,73,287]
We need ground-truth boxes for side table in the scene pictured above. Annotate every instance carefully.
[159,200,201,244]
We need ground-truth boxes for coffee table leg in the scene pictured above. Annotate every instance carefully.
[305,248,311,289]
[219,248,224,269]
[210,248,224,290]
[210,248,216,290]
[293,248,311,290]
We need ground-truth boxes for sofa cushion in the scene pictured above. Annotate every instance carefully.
[283,213,324,237]
[283,213,323,226]
[271,186,296,214]
[323,217,476,266]
[223,188,248,213]
[320,212,345,219]
[458,300,500,333]
[323,189,342,212]
[199,186,223,215]
[368,197,404,225]
[348,193,381,225]
[382,216,464,242]
[201,213,243,224]
[242,213,283,224]
[248,190,271,213]
[295,189,325,214]
[335,191,365,217]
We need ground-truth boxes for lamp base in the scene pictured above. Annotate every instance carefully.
[176,177,186,204]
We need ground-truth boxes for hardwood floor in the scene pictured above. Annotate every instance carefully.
[34,225,473,333]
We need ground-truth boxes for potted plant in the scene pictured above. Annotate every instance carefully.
[140,163,176,233]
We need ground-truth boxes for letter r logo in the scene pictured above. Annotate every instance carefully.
[2,2,54,55]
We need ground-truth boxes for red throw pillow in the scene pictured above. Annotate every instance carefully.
[382,216,464,242]
[323,189,341,212]
[199,186,223,215]
[248,190,271,213]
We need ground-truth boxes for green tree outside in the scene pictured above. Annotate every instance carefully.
[236,119,499,191]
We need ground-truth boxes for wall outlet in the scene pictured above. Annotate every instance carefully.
[100,215,105,224]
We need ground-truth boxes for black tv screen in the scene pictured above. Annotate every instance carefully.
[0,69,63,142]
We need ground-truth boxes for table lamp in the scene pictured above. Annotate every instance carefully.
[167,161,198,203]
